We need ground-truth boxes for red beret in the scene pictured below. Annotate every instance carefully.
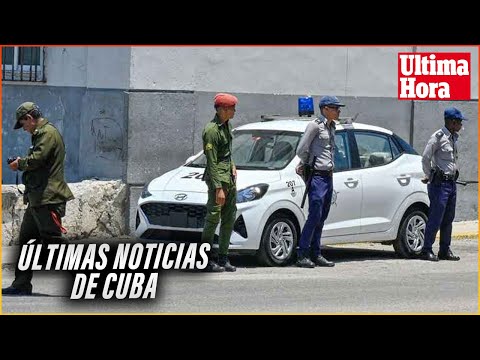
[214,93,238,107]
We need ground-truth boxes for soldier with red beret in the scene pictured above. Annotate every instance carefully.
[201,93,238,272]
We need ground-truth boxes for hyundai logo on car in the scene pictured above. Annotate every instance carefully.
[174,193,188,201]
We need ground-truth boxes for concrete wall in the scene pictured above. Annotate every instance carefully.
[1,85,128,183]
[45,46,131,89]
[129,46,478,99]
[126,91,196,185]
[130,47,411,96]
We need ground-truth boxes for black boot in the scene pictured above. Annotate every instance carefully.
[204,256,225,273]
[312,254,335,267]
[438,249,460,261]
[296,256,315,268]
[218,255,236,272]
[2,286,32,296]
[419,250,439,262]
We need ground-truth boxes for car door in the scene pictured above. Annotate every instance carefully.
[354,131,414,234]
[322,130,363,237]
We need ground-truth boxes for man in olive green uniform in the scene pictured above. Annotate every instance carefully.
[201,93,238,272]
[2,102,74,296]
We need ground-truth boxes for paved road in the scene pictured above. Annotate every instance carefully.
[2,239,477,314]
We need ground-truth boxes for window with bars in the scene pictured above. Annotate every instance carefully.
[2,46,45,82]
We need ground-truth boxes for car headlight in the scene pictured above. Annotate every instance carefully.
[140,184,152,199]
[236,184,269,203]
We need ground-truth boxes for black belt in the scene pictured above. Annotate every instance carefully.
[313,170,333,177]
[218,155,231,162]
[441,174,456,181]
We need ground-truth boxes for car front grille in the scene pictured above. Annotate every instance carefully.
[141,203,207,228]
[139,229,220,244]
[140,229,203,242]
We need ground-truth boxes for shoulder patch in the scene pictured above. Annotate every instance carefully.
[205,143,213,151]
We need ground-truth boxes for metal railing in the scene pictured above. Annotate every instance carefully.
[2,46,46,82]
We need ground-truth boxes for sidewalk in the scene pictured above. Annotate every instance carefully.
[2,221,477,267]
[449,220,479,239]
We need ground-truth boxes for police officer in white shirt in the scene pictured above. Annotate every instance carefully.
[420,107,467,262]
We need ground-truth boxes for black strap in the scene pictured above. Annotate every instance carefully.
[15,171,24,195]
[218,155,231,162]
[313,170,333,176]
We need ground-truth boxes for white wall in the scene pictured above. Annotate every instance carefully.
[45,46,131,89]
[44,46,478,99]
[45,47,88,87]
[129,46,478,97]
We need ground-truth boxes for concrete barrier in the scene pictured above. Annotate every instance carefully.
[2,180,127,246]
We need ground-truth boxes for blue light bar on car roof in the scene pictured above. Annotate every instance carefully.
[298,96,314,117]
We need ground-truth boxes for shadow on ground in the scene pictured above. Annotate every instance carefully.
[180,245,404,270]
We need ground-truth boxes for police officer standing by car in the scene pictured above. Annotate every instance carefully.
[201,93,238,272]
[2,102,75,296]
[419,107,466,262]
[295,95,344,268]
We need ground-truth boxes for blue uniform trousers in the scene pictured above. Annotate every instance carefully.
[298,175,333,258]
[423,180,457,253]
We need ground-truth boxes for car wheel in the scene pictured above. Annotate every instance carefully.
[393,209,427,258]
[257,215,298,266]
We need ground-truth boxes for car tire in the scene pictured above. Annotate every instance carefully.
[393,209,427,258]
[257,214,298,267]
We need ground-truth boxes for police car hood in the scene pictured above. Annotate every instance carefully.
[148,166,280,193]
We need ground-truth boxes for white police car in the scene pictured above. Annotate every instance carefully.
[135,112,429,266]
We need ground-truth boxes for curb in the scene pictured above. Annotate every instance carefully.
[450,232,478,240]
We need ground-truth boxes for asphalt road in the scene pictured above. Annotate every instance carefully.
[2,239,478,314]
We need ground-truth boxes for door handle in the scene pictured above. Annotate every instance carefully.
[396,174,411,186]
[344,178,359,188]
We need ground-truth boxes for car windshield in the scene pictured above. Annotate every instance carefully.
[188,130,302,170]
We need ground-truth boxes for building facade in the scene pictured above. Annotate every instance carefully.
[2,46,478,230]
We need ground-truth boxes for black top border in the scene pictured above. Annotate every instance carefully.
[1,25,479,45]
